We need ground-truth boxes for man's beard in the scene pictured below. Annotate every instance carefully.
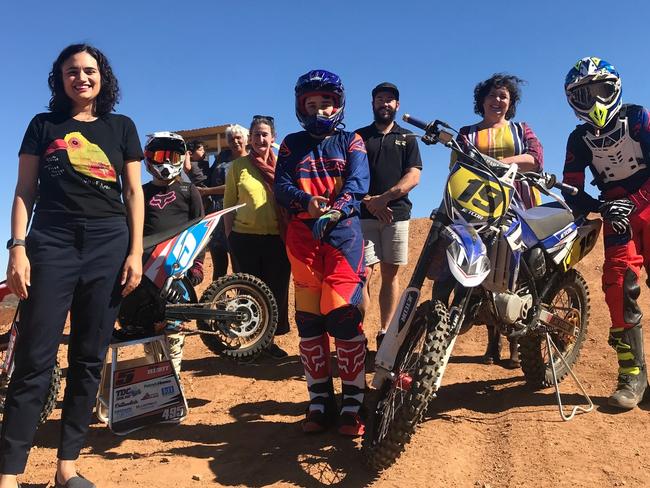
[373,106,396,124]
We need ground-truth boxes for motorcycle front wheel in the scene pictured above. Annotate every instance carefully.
[363,300,452,471]
[198,273,278,360]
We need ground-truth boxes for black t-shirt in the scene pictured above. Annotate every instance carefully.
[19,112,143,218]
[355,122,422,221]
[143,180,204,236]
[186,159,211,186]
[206,149,236,211]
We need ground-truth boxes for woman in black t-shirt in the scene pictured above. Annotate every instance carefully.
[2,44,144,488]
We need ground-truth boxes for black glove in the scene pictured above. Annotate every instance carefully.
[599,198,636,235]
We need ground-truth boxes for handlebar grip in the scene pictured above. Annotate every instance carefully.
[402,114,430,131]
[555,181,579,196]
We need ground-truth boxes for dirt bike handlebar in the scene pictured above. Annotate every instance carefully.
[402,114,431,131]
[552,180,578,196]
[402,113,580,197]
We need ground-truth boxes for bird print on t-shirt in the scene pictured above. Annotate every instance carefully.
[44,132,117,182]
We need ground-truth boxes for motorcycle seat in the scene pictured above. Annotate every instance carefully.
[142,216,203,251]
[518,203,575,241]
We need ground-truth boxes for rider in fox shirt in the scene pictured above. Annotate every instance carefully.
[562,57,650,409]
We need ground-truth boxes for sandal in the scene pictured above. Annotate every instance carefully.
[54,473,96,488]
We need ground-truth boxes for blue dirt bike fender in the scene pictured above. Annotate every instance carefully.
[444,224,491,288]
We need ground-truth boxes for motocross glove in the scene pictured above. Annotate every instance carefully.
[312,209,342,241]
[599,198,636,235]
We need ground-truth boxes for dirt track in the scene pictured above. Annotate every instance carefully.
[3,218,650,488]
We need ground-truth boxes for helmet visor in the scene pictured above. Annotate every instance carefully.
[144,149,184,165]
[568,81,618,110]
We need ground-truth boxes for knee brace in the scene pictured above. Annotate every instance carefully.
[325,305,363,340]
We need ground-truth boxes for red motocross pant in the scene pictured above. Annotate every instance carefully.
[603,180,650,329]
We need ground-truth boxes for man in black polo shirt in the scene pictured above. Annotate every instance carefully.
[356,82,422,348]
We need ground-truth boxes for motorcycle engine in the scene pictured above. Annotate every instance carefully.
[116,278,166,339]
[493,292,533,325]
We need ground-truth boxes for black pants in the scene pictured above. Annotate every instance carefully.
[208,220,231,280]
[0,215,128,474]
[229,232,291,334]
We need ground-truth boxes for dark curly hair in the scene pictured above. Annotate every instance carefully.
[48,44,120,116]
[187,140,206,153]
[473,73,525,120]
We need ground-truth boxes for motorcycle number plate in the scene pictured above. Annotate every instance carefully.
[447,165,512,219]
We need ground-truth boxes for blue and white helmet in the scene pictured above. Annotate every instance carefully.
[565,57,622,129]
[295,69,345,136]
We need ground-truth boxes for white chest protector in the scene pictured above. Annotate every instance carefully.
[582,115,646,184]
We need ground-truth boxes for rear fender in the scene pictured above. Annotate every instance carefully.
[144,204,245,288]
[561,218,602,271]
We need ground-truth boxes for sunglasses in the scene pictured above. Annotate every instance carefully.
[144,149,183,165]
[252,115,275,124]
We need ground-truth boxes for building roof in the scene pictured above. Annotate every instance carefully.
[174,124,231,153]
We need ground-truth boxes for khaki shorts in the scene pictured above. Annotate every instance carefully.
[361,219,409,266]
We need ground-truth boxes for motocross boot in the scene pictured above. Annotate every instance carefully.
[303,377,338,433]
[608,324,648,409]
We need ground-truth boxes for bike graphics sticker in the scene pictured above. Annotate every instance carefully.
[110,360,186,434]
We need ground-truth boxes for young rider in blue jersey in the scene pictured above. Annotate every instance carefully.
[274,70,370,436]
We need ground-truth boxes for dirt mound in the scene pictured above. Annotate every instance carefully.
[11,218,650,487]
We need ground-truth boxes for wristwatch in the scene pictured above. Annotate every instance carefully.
[6,238,26,250]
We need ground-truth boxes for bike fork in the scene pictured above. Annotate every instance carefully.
[372,220,444,388]
[545,332,593,421]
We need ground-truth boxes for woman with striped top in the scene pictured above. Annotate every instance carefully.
[455,73,544,367]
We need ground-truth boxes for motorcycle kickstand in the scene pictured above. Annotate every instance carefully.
[545,332,594,421]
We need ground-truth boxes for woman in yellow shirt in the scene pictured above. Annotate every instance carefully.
[224,116,290,358]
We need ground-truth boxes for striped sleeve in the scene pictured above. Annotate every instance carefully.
[520,122,543,171]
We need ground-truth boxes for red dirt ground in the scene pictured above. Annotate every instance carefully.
[2,218,650,487]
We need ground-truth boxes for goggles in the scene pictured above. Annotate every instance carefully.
[568,81,618,110]
[144,149,184,165]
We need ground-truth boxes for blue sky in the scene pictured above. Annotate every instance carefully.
[1,0,648,271]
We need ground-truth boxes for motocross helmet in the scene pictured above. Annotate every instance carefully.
[295,69,345,136]
[565,57,622,129]
[144,132,186,181]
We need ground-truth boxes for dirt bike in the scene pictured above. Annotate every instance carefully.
[362,115,601,471]
[0,282,62,425]
[117,204,279,361]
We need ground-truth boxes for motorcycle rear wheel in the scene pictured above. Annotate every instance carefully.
[363,300,451,471]
[198,273,278,360]
[519,269,590,388]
